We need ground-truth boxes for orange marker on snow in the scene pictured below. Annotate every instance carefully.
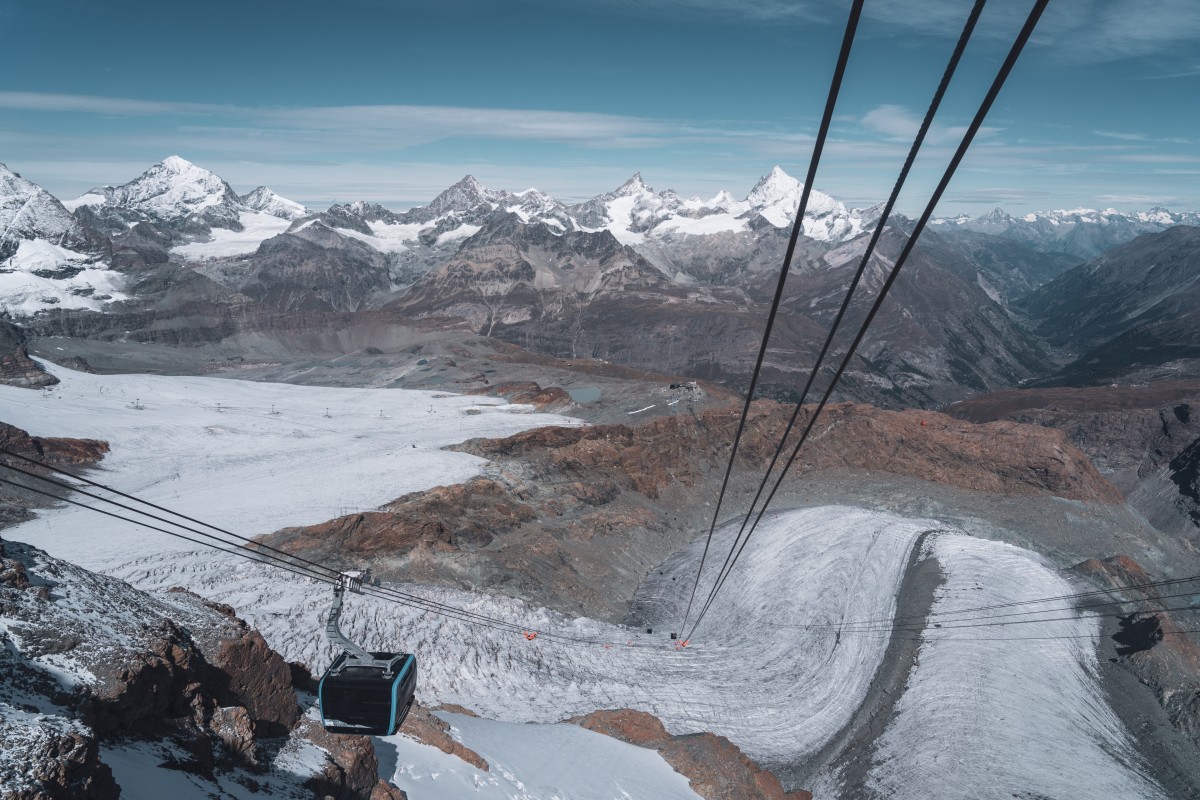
[523,631,537,641]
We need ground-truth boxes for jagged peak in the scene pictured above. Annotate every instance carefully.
[124,156,229,192]
[612,172,650,196]
[240,185,307,219]
[747,166,803,206]
[159,154,198,172]
[428,174,506,213]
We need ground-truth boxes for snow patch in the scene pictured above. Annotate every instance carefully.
[0,239,127,316]
[171,211,293,259]
[380,712,702,799]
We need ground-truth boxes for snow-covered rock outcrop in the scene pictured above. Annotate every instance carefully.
[0,164,127,317]
[238,186,308,220]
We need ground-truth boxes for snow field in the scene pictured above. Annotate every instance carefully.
[377,712,703,800]
[171,211,293,259]
[104,505,933,772]
[0,360,580,570]
[855,534,1167,800]
[0,239,128,316]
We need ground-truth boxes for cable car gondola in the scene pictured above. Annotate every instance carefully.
[318,570,417,736]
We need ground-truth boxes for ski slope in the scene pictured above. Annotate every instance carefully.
[0,361,1168,798]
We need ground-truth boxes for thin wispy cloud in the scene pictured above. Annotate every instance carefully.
[859,104,1001,145]
[1094,130,1148,142]
[1093,129,1193,145]
[614,0,1200,64]
[1105,153,1200,164]
[1097,193,1183,205]
[599,0,832,24]
[0,92,675,148]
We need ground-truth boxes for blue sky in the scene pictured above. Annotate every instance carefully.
[1,0,1197,214]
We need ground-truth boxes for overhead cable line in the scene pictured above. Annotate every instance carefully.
[0,477,334,586]
[823,590,1200,635]
[0,451,550,628]
[688,0,1052,641]
[679,0,865,636]
[0,461,536,636]
[815,574,1200,631]
[689,0,987,639]
[0,455,342,579]
[834,607,1191,634]
[817,627,1200,644]
[0,457,657,648]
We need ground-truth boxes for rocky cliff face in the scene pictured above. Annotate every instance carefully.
[946,381,1200,538]
[1074,556,1200,760]
[238,221,394,313]
[391,212,685,338]
[0,319,58,388]
[0,420,109,466]
[0,536,399,799]
[262,401,1119,620]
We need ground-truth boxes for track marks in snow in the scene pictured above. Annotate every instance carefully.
[858,535,1168,800]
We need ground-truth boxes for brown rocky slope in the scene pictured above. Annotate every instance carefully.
[0,319,57,389]
[262,400,1120,620]
[946,381,1200,537]
[570,708,812,800]
[0,536,404,800]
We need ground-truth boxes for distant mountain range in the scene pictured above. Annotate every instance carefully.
[931,205,1200,260]
[3,155,1200,405]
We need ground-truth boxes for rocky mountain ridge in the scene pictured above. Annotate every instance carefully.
[0,164,93,254]
[946,380,1200,537]
[932,204,1200,259]
[5,158,1200,409]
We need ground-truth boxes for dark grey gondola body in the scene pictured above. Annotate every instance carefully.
[319,651,417,735]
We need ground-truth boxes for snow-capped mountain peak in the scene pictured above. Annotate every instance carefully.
[428,175,507,215]
[709,190,737,210]
[159,154,196,172]
[745,166,851,232]
[73,155,245,233]
[612,172,650,197]
[0,163,87,247]
[239,186,308,220]
[96,155,243,225]
[0,164,126,316]
[112,155,239,210]
[746,165,799,206]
